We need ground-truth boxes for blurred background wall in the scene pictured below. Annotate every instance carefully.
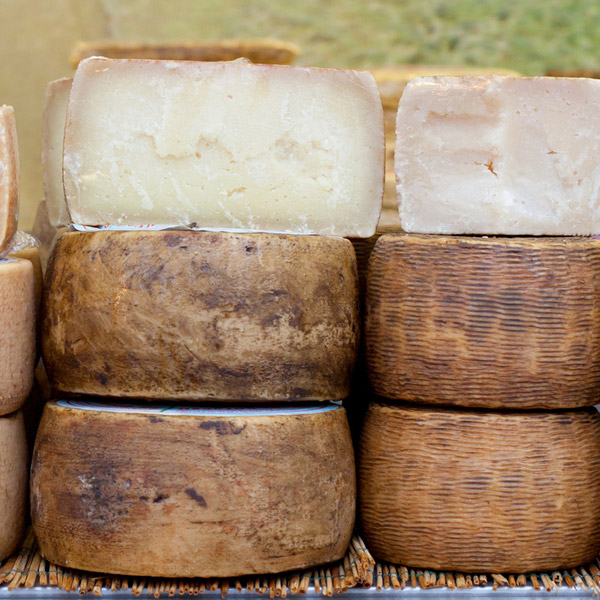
[1,0,599,229]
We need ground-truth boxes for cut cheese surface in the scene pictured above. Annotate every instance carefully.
[64,58,383,236]
[359,402,600,572]
[0,411,28,561]
[0,258,35,416]
[396,76,600,234]
[0,106,18,254]
[366,234,600,409]
[32,400,356,577]
[42,230,359,401]
[42,79,72,227]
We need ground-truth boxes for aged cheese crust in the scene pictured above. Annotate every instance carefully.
[70,39,301,67]
[0,106,18,254]
[359,402,600,573]
[0,411,28,561]
[366,234,600,409]
[0,258,35,416]
[42,231,359,400]
[63,58,383,237]
[32,401,356,577]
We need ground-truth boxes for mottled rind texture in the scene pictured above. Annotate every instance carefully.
[366,234,600,409]
[31,402,356,577]
[0,411,28,561]
[0,258,35,415]
[0,106,18,254]
[359,402,600,573]
[42,231,359,400]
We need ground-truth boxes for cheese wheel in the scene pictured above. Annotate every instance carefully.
[0,258,35,415]
[0,411,28,561]
[359,402,600,573]
[42,231,359,401]
[32,201,59,270]
[0,106,18,254]
[366,234,600,409]
[9,245,42,313]
[32,400,356,577]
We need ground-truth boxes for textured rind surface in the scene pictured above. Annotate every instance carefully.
[0,411,28,561]
[0,106,18,253]
[32,402,356,577]
[42,230,359,400]
[0,258,35,415]
[359,402,600,573]
[69,39,301,67]
[366,233,600,409]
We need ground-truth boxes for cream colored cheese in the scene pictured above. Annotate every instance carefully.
[0,106,18,253]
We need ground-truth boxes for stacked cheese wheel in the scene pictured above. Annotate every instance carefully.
[360,76,600,573]
[35,57,385,578]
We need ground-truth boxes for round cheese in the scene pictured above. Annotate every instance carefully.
[9,245,42,313]
[366,234,600,409]
[0,106,18,255]
[359,402,600,573]
[32,400,356,577]
[0,410,28,561]
[42,230,359,401]
[0,258,35,416]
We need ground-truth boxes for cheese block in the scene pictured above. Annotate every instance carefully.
[366,234,600,409]
[42,78,72,227]
[32,401,356,577]
[359,402,600,572]
[396,76,600,234]
[63,58,383,237]
[42,230,359,400]
[0,258,35,416]
[0,106,18,254]
[70,39,301,68]
[0,411,28,561]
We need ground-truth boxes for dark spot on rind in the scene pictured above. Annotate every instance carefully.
[185,488,207,507]
[149,416,164,423]
[97,373,108,386]
[153,494,169,503]
[199,421,247,435]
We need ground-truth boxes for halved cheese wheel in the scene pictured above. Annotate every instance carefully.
[0,106,18,254]
[359,402,600,573]
[32,401,356,577]
[366,234,600,409]
[42,230,359,401]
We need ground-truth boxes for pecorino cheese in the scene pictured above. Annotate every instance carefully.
[359,402,600,573]
[396,76,600,234]
[32,401,356,577]
[63,58,383,237]
[42,78,72,227]
[0,258,35,416]
[0,106,18,254]
[42,230,359,401]
[366,234,600,409]
[0,411,28,561]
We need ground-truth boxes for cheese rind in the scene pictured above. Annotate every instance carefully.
[42,231,359,400]
[0,106,18,253]
[366,234,600,409]
[64,58,383,237]
[32,401,356,577]
[359,402,600,572]
[42,79,72,227]
[396,76,600,234]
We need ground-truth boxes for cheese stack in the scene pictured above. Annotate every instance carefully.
[35,57,385,577]
[360,75,600,573]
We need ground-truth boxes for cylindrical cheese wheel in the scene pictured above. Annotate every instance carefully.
[366,234,600,409]
[9,245,42,312]
[0,411,28,561]
[0,258,35,416]
[32,401,356,577]
[42,231,359,401]
[359,402,600,573]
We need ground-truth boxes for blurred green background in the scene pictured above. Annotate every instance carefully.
[1,0,598,228]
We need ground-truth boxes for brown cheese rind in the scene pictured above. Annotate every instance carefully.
[359,402,600,573]
[31,401,356,577]
[366,233,600,409]
[42,230,359,401]
[0,106,18,254]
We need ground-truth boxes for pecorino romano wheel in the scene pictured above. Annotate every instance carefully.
[359,402,600,573]
[42,230,359,401]
[31,400,356,578]
[366,233,600,409]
